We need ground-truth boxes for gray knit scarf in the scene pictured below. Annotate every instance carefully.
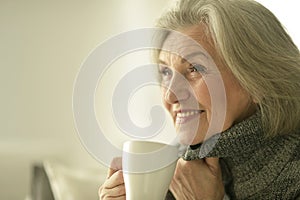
[166,112,300,199]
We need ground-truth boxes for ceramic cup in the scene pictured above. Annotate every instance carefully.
[122,140,179,200]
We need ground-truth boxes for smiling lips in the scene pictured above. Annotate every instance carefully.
[175,110,204,124]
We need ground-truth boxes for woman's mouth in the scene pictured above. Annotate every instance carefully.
[175,110,204,124]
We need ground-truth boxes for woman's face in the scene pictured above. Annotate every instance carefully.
[158,25,256,145]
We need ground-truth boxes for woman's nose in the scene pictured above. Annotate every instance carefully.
[163,73,190,104]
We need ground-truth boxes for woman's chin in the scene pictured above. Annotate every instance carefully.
[177,131,205,146]
[174,115,207,145]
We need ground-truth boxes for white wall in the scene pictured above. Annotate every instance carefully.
[256,0,300,48]
[0,1,171,199]
[0,1,299,200]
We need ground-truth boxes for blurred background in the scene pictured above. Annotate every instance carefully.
[0,0,299,199]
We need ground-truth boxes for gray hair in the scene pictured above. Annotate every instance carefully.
[156,0,300,136]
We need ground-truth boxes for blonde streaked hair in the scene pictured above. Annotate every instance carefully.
[156,0,300,136]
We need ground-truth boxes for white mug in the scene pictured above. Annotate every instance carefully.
[122,140,179,200]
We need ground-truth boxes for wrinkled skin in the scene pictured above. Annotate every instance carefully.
[99,157,126,200]
[98,157,224,200]
[170,158,224,200]
[99,24,256,200]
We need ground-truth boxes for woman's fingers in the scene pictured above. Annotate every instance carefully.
[105,170,124,188]
[100,195,126,200]
[99,157,125,200]
[107,157,122,178]
[169,158,224,200]
[100,183,126,198]
[204,157,222,177]
[99,171,125,199]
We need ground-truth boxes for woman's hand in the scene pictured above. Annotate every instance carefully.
[99,157,126,200]
[169,157,225,200]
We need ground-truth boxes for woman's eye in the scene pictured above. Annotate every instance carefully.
[189,64,207,74]
[161,68,172,76]
[158,65,173,80]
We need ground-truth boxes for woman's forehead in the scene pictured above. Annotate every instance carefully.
[158,51,184,65]
[159,26,213,63]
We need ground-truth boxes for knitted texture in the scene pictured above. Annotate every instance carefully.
[167,112,300,199]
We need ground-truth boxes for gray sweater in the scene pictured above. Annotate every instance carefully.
[166,113,300,199]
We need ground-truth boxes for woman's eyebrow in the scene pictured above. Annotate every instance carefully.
[181,51,208,63]
[158,59,168,65]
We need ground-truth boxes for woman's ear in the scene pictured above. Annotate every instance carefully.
[252,96,259,104]
[249,94,259,104]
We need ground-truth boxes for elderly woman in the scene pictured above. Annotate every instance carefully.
[99,0,300,199]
